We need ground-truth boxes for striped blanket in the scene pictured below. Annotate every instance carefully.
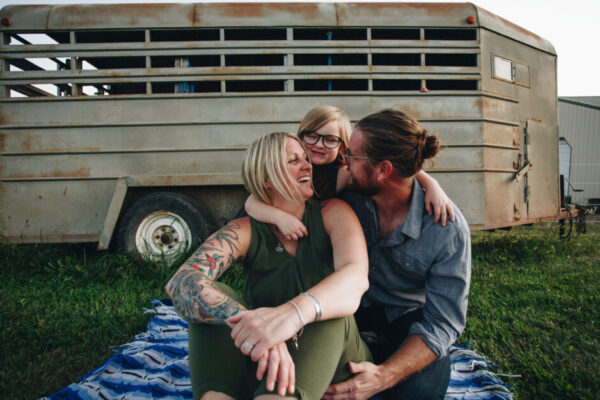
[45,300,515,400]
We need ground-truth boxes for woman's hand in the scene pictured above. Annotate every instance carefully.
[227,305,302,361]
[256,342,296,396]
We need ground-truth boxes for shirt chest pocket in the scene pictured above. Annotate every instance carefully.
[386,247,428,278]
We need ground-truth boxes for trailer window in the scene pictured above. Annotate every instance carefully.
[226,80,285,92]
[76,30,145,43]
[152,81,221,94]
[372,54,420,66]
[225,29,286,41]
[294,54,367,66]
[151,29,220,42]
[295,79,368,91]
[373,79,420,91]
[226,54,285,66]
[426,53,477,67]
[81,57,145,70]
[425,29,477,41]
[492,55,530,87]
[426,79,478,90]
[293,28,367,41]
[493,56,513,81]
[151,56,220,68]
[371,29,420,40]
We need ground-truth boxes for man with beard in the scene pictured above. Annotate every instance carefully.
[323,109,471,400]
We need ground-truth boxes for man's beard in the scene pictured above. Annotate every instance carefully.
[346,176,381,197]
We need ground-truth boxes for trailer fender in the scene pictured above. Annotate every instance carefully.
[98,177,129,251]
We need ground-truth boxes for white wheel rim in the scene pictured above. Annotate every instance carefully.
[134,211,192,262]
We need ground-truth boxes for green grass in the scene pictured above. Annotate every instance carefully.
[0,222,598,399]
[459,222,599,399]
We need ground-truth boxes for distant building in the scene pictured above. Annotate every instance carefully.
[558,97,600,205]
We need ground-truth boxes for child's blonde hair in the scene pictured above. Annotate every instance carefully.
[242,132,307,205]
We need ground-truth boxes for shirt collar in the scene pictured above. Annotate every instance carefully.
[360,179,424,245]
[400,179,425,241]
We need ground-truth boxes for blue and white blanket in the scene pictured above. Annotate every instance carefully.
[45,300,515,400]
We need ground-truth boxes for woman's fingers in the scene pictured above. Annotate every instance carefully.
[256,352,268,381]
[279,343,295,395]
[266,347,280,392]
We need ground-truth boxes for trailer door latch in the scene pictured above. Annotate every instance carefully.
[514,162,533,182]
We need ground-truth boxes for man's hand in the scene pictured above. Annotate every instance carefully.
[322,361,390,400]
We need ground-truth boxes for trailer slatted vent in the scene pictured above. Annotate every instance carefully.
[2,25,481,97]
[224,29,287,41]
[424,29,477,40]
[373,79,421,91]
[293,28,367,40]
[372,54,421,66]
[294,54,368,66]
[151,56,220,68]
[371,29,420,40]
[226,55,285,66]
[226,80,285,92]
[151,29,220,42]
[295,79,368,91]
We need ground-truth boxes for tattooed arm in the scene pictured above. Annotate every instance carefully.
[165,218,251,325]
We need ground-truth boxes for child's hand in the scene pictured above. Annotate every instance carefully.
[277,214,308,240]
[425,184,455,227]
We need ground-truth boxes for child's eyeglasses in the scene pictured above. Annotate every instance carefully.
[300,130,343,149]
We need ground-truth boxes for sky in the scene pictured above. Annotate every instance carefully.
[0,0,598,97]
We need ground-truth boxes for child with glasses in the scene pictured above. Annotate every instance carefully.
[245,105,455,240]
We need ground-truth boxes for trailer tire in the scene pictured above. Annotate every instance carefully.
[116,192,211,264]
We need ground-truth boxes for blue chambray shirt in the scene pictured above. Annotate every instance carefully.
[342,180,471,358]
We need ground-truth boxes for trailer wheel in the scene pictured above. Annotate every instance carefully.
[116,192,210,264]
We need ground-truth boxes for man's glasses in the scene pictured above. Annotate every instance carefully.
[300,130,343,149]
[342,148,370,163]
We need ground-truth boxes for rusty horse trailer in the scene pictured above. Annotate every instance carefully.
[0,3,566,260]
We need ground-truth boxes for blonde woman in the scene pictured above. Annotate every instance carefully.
[166,132,372,400]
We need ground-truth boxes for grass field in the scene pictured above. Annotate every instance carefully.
[0,221,598,399]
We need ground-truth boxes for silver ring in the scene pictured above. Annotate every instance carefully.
[242,340,254,351]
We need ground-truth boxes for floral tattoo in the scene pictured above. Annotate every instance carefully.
[166,221,246,324]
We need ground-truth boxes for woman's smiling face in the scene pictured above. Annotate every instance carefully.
[285,138,314,200]
[300,120,342,166]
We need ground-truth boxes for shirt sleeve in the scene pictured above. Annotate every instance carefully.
[408,226,471,358]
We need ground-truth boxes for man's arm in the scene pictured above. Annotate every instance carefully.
[165,219,250,325]
[325,215,471,400]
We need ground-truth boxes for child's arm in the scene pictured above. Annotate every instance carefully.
[245,194,308,239]
[415,170,455,226]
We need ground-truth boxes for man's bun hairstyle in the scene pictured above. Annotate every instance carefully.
[356,109,439,178]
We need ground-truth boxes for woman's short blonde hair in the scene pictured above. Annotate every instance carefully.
[242,132,306,205]
[298,105,351,163]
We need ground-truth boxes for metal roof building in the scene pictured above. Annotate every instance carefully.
[558,96,600,205]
